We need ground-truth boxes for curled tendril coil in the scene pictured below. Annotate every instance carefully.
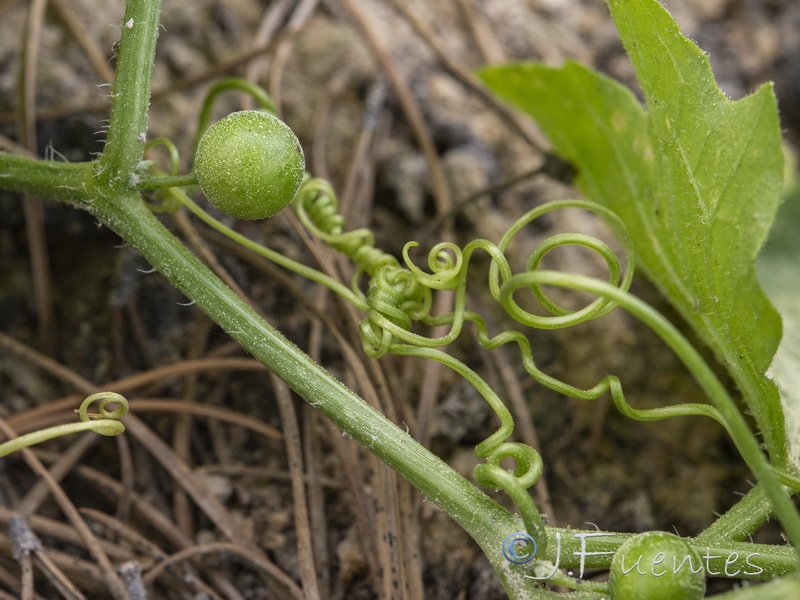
[0,393,128,459]
[295,178,719,548]
[79,392,130,427]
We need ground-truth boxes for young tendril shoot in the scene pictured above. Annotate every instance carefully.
[0,392,128,458]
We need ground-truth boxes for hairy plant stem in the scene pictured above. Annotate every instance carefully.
[96,0,161,188]
[0,153,92,202]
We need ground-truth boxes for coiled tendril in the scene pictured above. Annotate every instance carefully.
[142,79,736,550]
[162,162,734,551]
[0,392,128,459]
[291,177,732,552]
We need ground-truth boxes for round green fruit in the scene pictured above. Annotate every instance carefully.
[610,532,705,600]
[194,110,305,220]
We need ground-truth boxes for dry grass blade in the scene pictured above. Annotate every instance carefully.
[387,0,545,152]
[79,508,168,564]
[8,515,85,600]
[17,432,99,514]
[194,464,342,489]
[32,449,197,552]
[141,541,303,599]
[0,508,138,565]
[0,530,105,595]
[455,0,508,63]
[266,0,321,114]
[339,0,452,217]
[18,0,53,352]
[49,0,115,83]
[243,0,298,91]
[121,414,303,598]
[271,375,321,600]
[30,550,88,600]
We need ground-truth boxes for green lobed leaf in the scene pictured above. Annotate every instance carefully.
[478,0,788,465]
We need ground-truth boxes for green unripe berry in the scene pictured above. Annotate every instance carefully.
[610,532,705,600]
[194,110,305,220]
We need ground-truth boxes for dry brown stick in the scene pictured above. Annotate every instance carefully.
[209,575,246,600]
[32,448,193,551]
[0,0,21,18]
[31,551,87,600]
[271,375,321,600]
[340,81,386,226]
[455,0,508,64]
[0,132,36,155]
[243,0,297,94]
[0,551,46,600]
[49,0,115,83]
[169,295,212,540]
[8,516,87,600]
[114,433,135,523]
[301,407,330,596]
[303,287,333,598]
[386,0,546,152]
[0,418,128,599]
[0,589,24,600]
[0,331,103,392]
[339,0,452,217]
[397,476,424,600]
[267,0,321,114]
[3,536,113,597]
[9,516,35,600]
[340,367,403,600]
[120,415,254,546]
[0,508,137,564]
[195,464,342,489]
[78,509,167,564]
[18,0,53,352]
[16,432,99,514]
[122,414,303,598]
[141,541,302,598]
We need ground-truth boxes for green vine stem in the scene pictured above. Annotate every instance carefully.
[95,0,162,189]
[0,154,92,203]
[696,485,785,544]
